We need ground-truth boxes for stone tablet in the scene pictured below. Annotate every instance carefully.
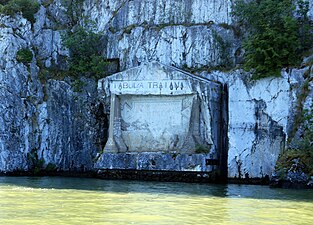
[98,62,223,154]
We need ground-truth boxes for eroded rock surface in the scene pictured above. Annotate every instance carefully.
[0,12,105,172]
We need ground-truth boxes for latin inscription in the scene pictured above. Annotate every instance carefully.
[110,80,190,94]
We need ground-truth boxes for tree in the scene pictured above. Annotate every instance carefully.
[62,26,109,79]
[233,0,312,79]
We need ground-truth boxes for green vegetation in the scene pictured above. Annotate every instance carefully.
[0,0,40,24]
[62,26,110,79]
[16,48,33,64]
[61,0,84,25]
[276,149,313,178]
[71,79,85,92]
[290,78,312,140]
[212,31,233,70]
[232,0,312,79]
[45,163,57,172]
[27,149,45,175]
[297,0,313,52]
[276,100,313,178]
[195,144,211,154]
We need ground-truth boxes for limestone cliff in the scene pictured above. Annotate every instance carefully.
[0,0,312,179]
[0,13,107,172]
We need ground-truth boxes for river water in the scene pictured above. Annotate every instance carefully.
[0,177,312,224]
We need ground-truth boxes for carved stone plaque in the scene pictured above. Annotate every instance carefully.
[98,62,220,154]
[120,95,193,152]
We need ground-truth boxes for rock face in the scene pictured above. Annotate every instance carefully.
[308,0,313,20]
[105,25,238,70]
[84,0,232,32]
[0,0,312,180]
[84,0,238,70]
[0,13,106,172]
[0,15,41,171]
[37,78,104,171]
[201,71,290,178]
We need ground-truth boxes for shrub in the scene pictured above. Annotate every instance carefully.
[195,144,211,154]
[62,26,109,79]
[212,31,233,70]
[276,100,313,177]
[71,79,85,92]
[276,148,313,178]
[0,0,40,24]
[232,0,312,79]
[61,0,84,25]
[16,48,33,64]
[0,0,9,3]
[297,0,313,52]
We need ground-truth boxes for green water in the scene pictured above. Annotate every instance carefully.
[0,177,312,224]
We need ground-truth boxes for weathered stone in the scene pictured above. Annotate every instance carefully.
[84,0,233,32]
[83,0,239,70]
[106,25,238,70]
[37,78,104,171]
[98,62,225,155]
[96,62,227,175]
[33,29,68,67]
[201,70,290,178]
[95,152,215,172]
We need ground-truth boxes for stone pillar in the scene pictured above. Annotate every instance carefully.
[114,96,127,152]
[104,94,118,152]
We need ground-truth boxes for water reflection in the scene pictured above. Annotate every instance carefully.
[0,176,312,201]
[0,176,312,224]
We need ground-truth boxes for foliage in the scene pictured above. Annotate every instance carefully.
[276,148,313,178]
[299,100,313,149]
[61,0,84,25]
[27,149,45,175]
[45,163,57,172]
[0,0,40,24]
[276,100,313,177]
[71,79,85,92]
[232,0,312,79]
[297,0,313,51]
[195,144,210,154]
[212,31,233,70]
[290,78,312,140]
[62,26,109,79]
[16,48,33,64]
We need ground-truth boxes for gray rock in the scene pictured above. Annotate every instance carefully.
[106,25,238,70]
[37,78,103,171]
[95,152,213,172]
[84,0,233,32]
[0,15,105,172]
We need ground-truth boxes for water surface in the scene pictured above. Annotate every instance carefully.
[0,177,312,224]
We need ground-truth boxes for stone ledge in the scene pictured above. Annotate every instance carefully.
[95,152,219,172]
[96,169,221,183]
